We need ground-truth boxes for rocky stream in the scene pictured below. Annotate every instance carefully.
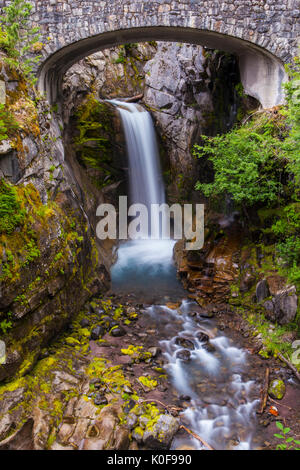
[0,41,299,452]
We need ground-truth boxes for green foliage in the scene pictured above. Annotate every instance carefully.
[54,252,63,262]
[274,421,300,450]
[75,94,116,188]
[0,318,12,335]
[23,239,40,265]
[0,25,9,50]
[194,113,287,210]
[282,56,300,184]
[0,179,25,234]
[269,57,300,283]
[194,58,300,282]
[75,95,112,163]
[114,48,126,64]
[0,105,9,142]
[271,202,300,282]
[242,307,295,359]
[113,44,138,64]
[0,0,41,84]
[0,104,19,142]
[138,375,158,390]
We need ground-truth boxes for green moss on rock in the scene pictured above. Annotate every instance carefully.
[268,379,286,400]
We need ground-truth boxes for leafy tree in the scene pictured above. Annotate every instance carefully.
[194,57,300,283]
[281,56,300,184]
[273,58,300,281]
[272,202,300,282]
[0,0,41,84]
[193,113,288,213]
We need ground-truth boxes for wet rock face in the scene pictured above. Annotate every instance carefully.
[90,326,105,341]
[81,405,130,450]
[64,42,242,201]
[143,43,242,199]
[0,296,181,450]
[143,43,211,197]
[0,368,131,450]
[174,224,241,304]
[272,286,298,325]
[0,146,21,183]
[63,43,157,124]
[256,279,270,303]
[176,349,191,362]
[0,58,108,382]
[257,280,298,325]
[175,337,195,350]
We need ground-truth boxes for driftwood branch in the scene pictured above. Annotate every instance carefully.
[141,398,183,413]
[277,353,300,382]
[259,366,270,414]
[269,397,292,411]
[125,94,143,103]
[179,425,214,450]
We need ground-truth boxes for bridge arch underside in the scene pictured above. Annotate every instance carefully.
[38,26,287,109]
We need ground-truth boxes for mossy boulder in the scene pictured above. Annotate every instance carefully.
[268,379,286,400]
[142,414,180,449]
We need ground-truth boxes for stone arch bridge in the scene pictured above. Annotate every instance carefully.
[1,0,300,107]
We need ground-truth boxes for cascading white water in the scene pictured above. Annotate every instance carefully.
[110,100,165,215]
[146,300,260,450]
[109,100,182,301]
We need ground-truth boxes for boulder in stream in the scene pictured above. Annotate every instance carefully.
[175,337,195,350]
[268,379,286,400]
[196,331,210,343]
[110,325,126,337]
[142,414,180,449]
[176,349,191,362]
[90,326,104,340]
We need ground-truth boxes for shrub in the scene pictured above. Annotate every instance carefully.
[193,112,288,212]
[282,56,300,184]
[0,0,41,84]
[272,202,300,279]
[0,103,19,142]
[194,57,300,283]
[274,421,300,450]
[0,318,12,334]
[0,179,25,233]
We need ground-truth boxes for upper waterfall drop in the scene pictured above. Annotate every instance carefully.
[109,100,165,209]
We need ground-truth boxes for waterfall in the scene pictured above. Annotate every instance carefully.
[109,100,184,301]
[110,100,165,213]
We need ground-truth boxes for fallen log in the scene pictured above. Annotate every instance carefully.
[269,397,292,411]
[125,94,143,103]
[277,352,300,382]
[258,366,270,414]
[141,398,183,413]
